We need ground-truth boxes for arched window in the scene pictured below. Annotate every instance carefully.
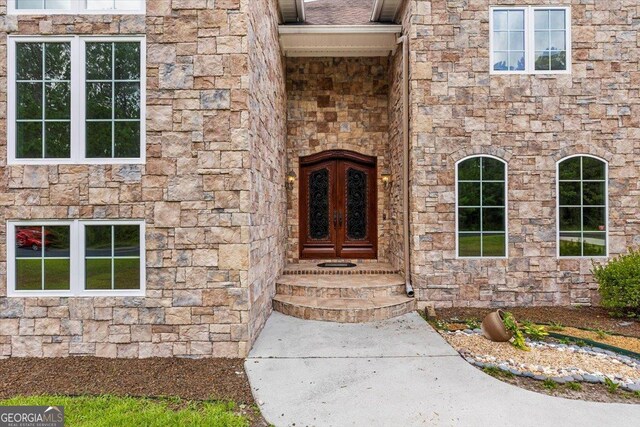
[557,155,608,257]
[456,156,507,257]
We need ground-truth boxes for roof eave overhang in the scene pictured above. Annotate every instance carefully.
[279,0,306,23]
[371,0,402,23]
[279,25,402,57]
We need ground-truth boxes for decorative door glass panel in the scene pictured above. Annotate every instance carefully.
[345,168,368,240]
[308,168,330,240]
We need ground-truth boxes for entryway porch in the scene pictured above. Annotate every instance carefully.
[272,261,415,322]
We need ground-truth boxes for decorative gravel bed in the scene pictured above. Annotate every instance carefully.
[556,327,640,354]
[442,329,640,392]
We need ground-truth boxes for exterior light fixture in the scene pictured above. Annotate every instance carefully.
[381,172,391,189]
[286,170,297,190]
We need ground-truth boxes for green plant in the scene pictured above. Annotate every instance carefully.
[542,379,558,390]
[502,311,530,351]
[464,318,480,330]
[594,329,610,340]
[432,319,449,331]
[592,249,640,316]
[567,382,582,391]
[634,391,640,398]
[520,321,549,341]
[482,366,513,379]
[604,378,620,394]
[548,321,565,331]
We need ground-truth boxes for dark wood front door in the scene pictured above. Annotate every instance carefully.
[299,151,377,259]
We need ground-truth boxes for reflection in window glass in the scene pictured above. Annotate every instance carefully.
[558,156,607,257]
[86,0,143,10]
[458,157,507,257]
[85,224,141,290]
[85,42,141,159]
[16,0,71,9]
[492,9,525,72]
[15,42,71,159]
[15,225,71,290]
[534,9,568,71]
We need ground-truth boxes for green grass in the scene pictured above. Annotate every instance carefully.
[542,379,558,390]
[86,258,140,290]
[604,378,620,394]
[566,382,582,391]
[0,396,249,427]
[16,259,70,291]
[459,234,505,257]
[559,238,606,257]
[15,258,140,291]
[482,366,514,379]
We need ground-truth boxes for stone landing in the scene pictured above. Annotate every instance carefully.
[273,263,415,322]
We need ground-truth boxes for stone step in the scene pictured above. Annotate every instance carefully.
[283,261,398,275]
[276,274,406,298]
[273,295,416,323]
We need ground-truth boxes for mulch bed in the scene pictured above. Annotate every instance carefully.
[0,357,269,425]
[437,306,640,338]
[483,368,640,404]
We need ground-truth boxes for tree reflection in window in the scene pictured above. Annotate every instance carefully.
[558,156,607,257]
[457,156,507,257]
[85,42,141,158]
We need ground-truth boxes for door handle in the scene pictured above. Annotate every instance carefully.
[338,211,343,228]
[334,211,338,227]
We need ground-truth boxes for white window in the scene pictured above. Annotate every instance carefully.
[7,36,146,164]
[8,0,145,14]
[455,155,508,258]
[490,6,571,74]
[557,155,608,258]
[7,220,145,297]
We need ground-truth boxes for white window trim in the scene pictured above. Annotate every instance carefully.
[7,0,146,15]
[7,35,146,165]
[489,6,572,75]
[7,219,146,297]
[556,154,609,259]
[455,154,509,259]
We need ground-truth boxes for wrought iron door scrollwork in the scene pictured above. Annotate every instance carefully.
[308,168,330,240]
[346,168,368,240]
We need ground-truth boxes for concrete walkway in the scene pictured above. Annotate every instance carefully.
[245,312,640,427]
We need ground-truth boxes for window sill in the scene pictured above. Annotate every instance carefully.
[490,70,571,76]
[7,290,145,298]
[7,159,146,166]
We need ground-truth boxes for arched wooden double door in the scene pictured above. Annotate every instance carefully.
[299,150,377,259]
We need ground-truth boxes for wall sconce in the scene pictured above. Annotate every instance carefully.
[286,170,297,191]
[381,172,391,189]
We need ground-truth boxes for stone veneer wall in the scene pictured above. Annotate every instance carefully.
[387,0,413,275]
[246,0,287,345]
[408,0,640,307]
[286,57,391,262]
[0,0,274,358]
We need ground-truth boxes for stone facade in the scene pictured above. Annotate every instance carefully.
[247,0,287,345]
[0,0,287,358]
[405,0,640,307]
[285,57,391,262]
[1,0,638,359]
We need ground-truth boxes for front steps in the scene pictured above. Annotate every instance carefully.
[273,269,415,323]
